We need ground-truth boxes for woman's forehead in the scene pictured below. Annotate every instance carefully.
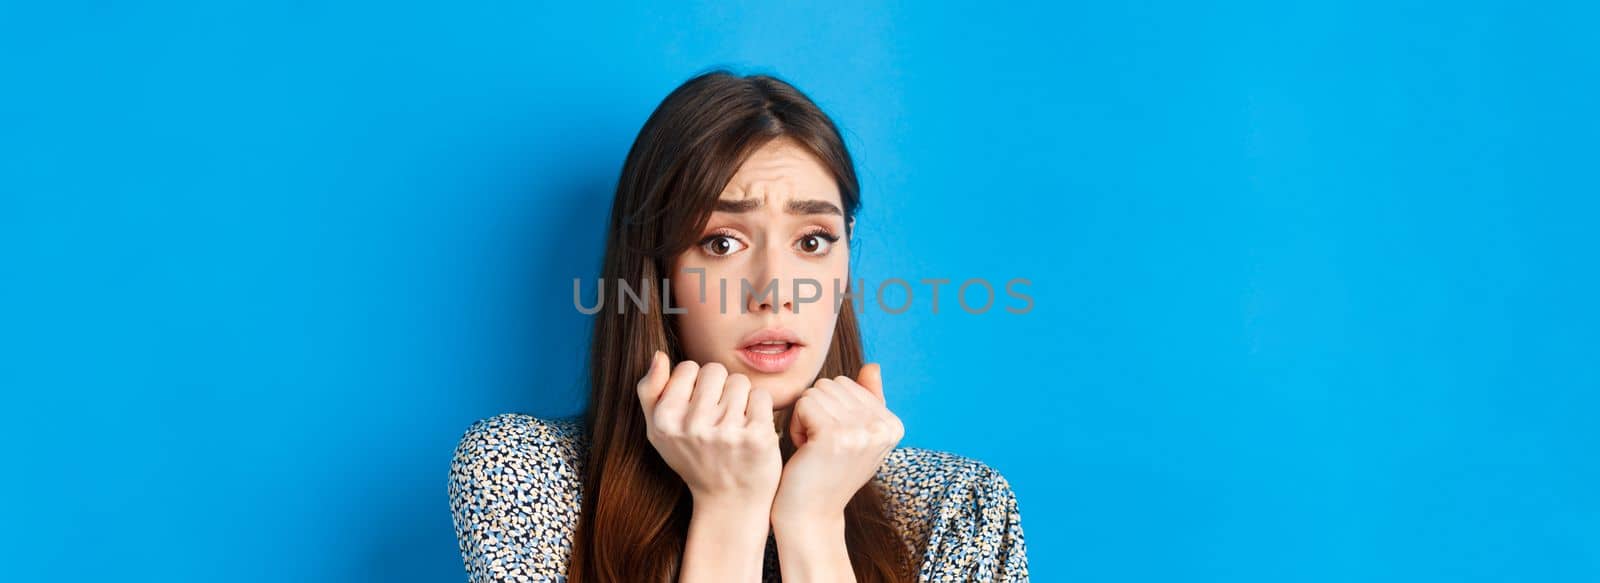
[720,139,841,206]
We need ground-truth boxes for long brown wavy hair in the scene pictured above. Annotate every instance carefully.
[568,69,914,582]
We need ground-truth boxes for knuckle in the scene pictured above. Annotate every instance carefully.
[685,424,714,442]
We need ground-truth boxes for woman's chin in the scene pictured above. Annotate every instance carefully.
[771,391,803,410]
[718,357,821,407]
[744,380,795,407]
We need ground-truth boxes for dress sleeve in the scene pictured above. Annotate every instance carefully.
[448,415,583,582]
[982,467,1030,581]
[918,461,1031,581]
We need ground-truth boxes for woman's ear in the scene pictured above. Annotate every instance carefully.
[847,217,855,237]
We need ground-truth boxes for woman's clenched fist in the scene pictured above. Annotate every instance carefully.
[771,363,904,525]
[636,350,783,505]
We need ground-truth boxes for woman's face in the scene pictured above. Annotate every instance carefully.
[670,137,851,410]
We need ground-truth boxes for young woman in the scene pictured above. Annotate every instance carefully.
[449,70,1029,582]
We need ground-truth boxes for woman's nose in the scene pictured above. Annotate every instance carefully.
[744,252,796,314]
[745,276,795,314]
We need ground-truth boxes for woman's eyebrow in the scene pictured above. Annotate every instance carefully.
[714,198,842,216]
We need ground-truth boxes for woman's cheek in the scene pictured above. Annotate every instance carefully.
[667,271,705,348]
[672,264,735,312]
[670,272,700,312]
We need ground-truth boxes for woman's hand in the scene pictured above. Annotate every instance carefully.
[770,363,905,527]
[636,350,783,507]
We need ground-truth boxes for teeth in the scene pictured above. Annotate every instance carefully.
[747,341,791,353]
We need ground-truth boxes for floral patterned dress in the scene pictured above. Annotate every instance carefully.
[449,413,1030,582]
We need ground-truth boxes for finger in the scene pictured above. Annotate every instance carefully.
[830,375,874,407]
[656,360,699,430]
[856,363,885,405]
[635,350,669,418]
[717,373,751,426]
[687,362,728,426]
[746,385,774,430]
[803,379,846,420]
[817,380,871,425]
[789,382,839,449]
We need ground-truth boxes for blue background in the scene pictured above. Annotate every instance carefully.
[3,1,1596,581]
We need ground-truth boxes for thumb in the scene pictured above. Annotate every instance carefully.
[856,363,885,405]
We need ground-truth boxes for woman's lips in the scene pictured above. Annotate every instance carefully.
[735,342,802,373]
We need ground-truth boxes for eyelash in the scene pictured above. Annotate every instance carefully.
[697,227,842,258]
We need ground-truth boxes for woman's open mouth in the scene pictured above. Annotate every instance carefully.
[736,340,802,373]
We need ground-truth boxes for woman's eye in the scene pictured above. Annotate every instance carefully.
[796,231,839,255]
[701,235,746,257]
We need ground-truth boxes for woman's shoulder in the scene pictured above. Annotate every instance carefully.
[449,413,590,481]
[448,413,590,580]
[874,445,1030,579]
[457,412,587,444]
[876,445,1018,498]
[872,445,1024,536]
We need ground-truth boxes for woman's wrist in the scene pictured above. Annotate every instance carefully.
[772,510,853,582]
[771,506,845,539]
[690,492,772,530]
[769,498,844,532]
[683,495,772,582]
